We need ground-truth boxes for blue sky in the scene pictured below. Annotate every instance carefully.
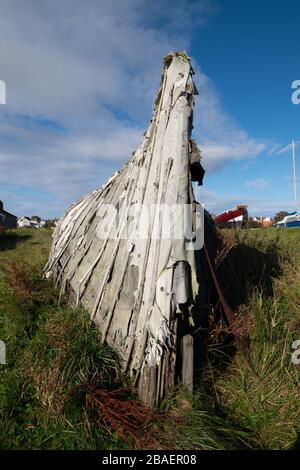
[0,0,299,218]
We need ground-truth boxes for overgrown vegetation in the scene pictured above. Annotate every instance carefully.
[212,228,300,449]
[0,229,124,449]
[0,227,299,449]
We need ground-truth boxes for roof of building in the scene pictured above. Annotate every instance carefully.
[0,200,17,219]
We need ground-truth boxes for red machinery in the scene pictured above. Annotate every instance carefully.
[214,205,248,226]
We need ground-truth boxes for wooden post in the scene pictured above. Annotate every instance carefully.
[181,334,193,392]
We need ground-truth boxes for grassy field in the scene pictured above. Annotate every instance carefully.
[215,229,300,449]
[0,227,299,449]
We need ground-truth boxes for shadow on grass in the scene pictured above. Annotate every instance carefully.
[0,231,32,251]
[217,242,282,309]
[291,433,300,450]
[190,218,283,333]
[192,224,284,396]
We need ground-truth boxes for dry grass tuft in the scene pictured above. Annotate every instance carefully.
[86,387,162,449]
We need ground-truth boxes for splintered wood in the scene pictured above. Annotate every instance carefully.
[45,52,204,405]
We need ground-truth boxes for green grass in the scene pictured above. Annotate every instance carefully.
[0,227,300,449]
[213,228,300,449]
[0,229,124,450]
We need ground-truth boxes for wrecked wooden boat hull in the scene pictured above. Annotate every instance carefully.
[46,52,208,405]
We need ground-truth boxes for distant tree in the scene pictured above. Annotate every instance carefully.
[274,211,289,223]
[45,219,58,228]
[31,215,41,222]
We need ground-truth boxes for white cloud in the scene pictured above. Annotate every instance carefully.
[0,0,272,217]
[197,187,248,214]
[277,141,300,155]
[245,178,269,190]
[267,143,283,155]
[0,124,142,213]
[201,139,267,171]
[192,68,268,171]
[0,0,216,119]
[198,186,291,217]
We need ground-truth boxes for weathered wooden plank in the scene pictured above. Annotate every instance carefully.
[181,334,194,392]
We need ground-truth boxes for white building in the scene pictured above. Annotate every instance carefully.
[18,216,46,228]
